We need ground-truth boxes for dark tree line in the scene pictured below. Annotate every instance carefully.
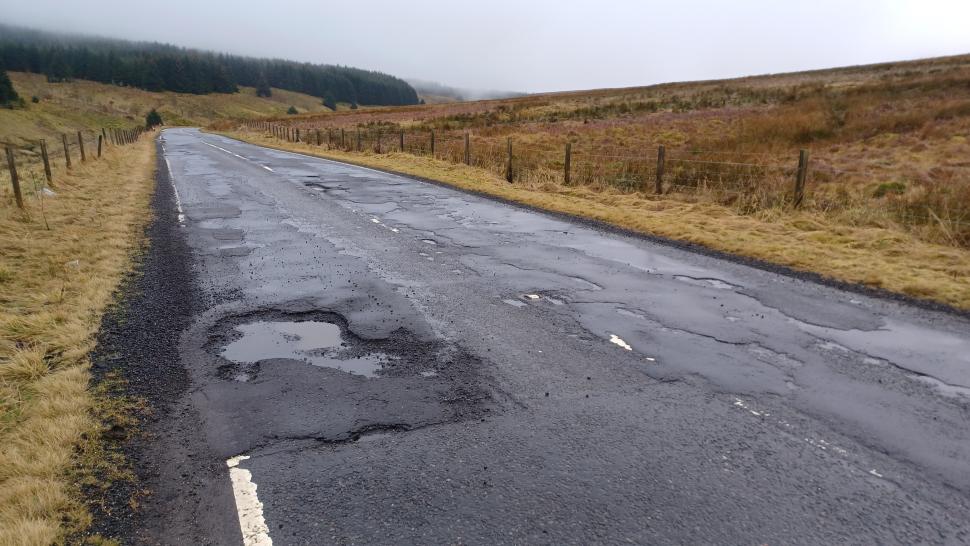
[0,25,419,106]
[0,65,19,106]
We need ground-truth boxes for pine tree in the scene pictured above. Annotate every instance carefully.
[287,105,298,115]
[256,73,272,97]
[0,26,420,105]
[322,94,336,111]
[0,66,19,107]
[145,108,163,128]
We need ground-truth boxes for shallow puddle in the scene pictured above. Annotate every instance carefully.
[220,321,386,377]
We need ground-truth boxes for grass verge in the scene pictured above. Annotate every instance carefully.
[221,129,970,311]
[0,137,155,545]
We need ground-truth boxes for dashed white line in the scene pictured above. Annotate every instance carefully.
[204,141,274,172]
[609,334,633,351]
[219,134,407,180]
[226,455,273,546]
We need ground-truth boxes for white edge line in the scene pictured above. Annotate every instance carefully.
[226,455,273,546]
[162,155,186,225]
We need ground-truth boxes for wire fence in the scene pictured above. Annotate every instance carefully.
[242,119,970,247]
[2,127,147,209]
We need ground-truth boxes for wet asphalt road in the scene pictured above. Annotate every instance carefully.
[147,127,970,545]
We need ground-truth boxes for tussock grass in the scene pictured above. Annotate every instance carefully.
[0,138,155,545]
[225,130,970,311]
[268,54,970,250]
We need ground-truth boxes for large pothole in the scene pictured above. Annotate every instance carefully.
[207,310,467,383]
[220,320,391,379]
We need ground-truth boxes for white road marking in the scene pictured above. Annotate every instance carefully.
[226,455,273,546]
[162,155,186,226]
[609,334,632,351]
[204,141,275,172]
[220,133,408,179]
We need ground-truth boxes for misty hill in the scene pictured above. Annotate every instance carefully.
[407,78,524,102]
[0,24,419,106]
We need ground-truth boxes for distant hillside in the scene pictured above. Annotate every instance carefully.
[406,78,525,102]
[0,24,419,106]
[0,71,332,156]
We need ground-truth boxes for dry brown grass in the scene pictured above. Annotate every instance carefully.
[222,130,970,310]
[265,54,970,250]
[0,137,155,545]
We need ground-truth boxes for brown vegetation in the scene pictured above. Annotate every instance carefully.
[0,137,155,545]
[256,53,970,250]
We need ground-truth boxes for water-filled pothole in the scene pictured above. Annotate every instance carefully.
[208,310,475,384]
[220,320,390,378]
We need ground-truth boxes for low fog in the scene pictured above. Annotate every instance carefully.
[2,0,969,93]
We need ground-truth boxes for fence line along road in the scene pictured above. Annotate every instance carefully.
[4,126,147,210]
[243,120,811,208]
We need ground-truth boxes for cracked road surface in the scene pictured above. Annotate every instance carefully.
[135,128,970,544]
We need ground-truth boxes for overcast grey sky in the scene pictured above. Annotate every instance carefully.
[3,0,969,93]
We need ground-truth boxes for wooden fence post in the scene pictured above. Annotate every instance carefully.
[399,130,404,152]
[5,146,24,209]
[296,128,301,143]
[376,129,382,153]
[102,128,108,146]
[430,130,435,157]
[794,149,809,208]
[77,131,86,162]
[464,133,470,165]
[97,135,103,158]
[505,138,513,183]
[564,142,572,185]
[340,128,345,149]
[316,129,322,146]
[40,140,52,184]
[356,128,361,151]
[655,145,666,194]
[62,134,72,169]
